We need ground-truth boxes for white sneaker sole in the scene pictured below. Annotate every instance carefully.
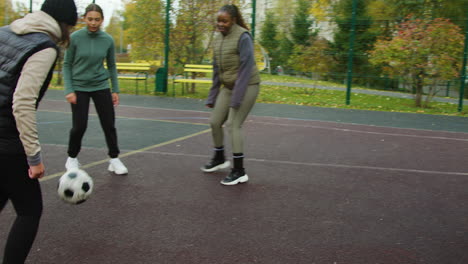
[221,174,249,186]
[108,164,128,175]
[201,161,231,172]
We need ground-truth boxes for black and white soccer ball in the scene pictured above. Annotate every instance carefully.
[57,169,94,204]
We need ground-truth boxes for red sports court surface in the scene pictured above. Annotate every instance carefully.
[1,90,468,264]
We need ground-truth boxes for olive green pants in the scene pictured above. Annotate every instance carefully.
[209,84,259,153]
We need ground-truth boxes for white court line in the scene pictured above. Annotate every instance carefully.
[134,150,468,177]
[40,129,211,182]
[38,109,209,126]
[113,102,468,137]
[40,139,468,182]
[39,100,468,179]
[252,121,468,142]
[43,99,468,139]
[43,99,210,114]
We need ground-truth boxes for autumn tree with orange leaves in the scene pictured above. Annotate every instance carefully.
[370,17,464,107]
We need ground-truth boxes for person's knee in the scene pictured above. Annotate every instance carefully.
[226,120,242,132]
[71,124,87,135]
[16,201,43,219]
[210,120,222,130]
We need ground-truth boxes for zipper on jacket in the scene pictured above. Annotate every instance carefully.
[219,36,224,84]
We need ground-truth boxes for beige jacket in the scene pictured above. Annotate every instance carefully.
[10,11,61,166]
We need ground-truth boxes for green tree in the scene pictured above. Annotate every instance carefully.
[329,0,376,85]
[1,0,22,26]
[275,33,294,73]
[171,0,217,66]
[259,11,278,58]
[368,0,468,31]
[123,0,165,61]
[289,37,334,78]
[291,0,314,47]
[273,0,296,34]
[310,0,333,22]
[370,17,464,107]
[105,11,125,54]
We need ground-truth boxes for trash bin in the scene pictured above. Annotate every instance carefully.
[155,67,167,93]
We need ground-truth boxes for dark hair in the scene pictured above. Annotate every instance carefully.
[84,3,104,19]
[219,4,249,30]
[58,22,72,47]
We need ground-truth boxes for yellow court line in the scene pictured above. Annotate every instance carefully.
[39,109,209,126]
[40,128,211,182]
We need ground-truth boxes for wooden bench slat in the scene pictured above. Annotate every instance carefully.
[116,63,151,67]
[183,69,213,73]
[117,67,151,71]
[184,64,213,69]
[172,64,213,95]
[107,62,153,95]
[118,76,148,80]
[174,79,212,84]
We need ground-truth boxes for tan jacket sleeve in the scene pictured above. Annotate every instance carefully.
[12,47,57,166]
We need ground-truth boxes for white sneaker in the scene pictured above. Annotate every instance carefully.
[65,157,80,171]
[108,158,128,175]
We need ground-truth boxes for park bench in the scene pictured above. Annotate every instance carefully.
[115,62,152,95]
[172,64,213,95]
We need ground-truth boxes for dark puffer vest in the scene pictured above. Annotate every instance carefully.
[0,26,57,155]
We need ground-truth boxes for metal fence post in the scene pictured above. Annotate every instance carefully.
[251,0,256,40]
[345,0,357,105]
[164,0,170,73]
[458,11,468,112]
[161,0,171,93]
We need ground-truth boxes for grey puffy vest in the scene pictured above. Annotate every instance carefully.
[0,26,57,154]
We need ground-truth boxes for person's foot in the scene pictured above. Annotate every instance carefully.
[221,168,248,186]
[65,157,80,171]
[201,159,230,172]
[108,158,128,175]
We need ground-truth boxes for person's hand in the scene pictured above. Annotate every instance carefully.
[65,93,77,104]
[112,93,120,106]
[29,163,45,179]
[206,104,214,108]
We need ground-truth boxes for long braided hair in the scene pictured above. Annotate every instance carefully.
[219,4,249,30]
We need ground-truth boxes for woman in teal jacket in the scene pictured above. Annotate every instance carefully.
[63,3,128,175]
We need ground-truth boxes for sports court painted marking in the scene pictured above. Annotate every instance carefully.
[39,109,209,126]
[43,99,211,114]
[38,121,69,124]
[253,120,468,142]
[40,128,211,182]
[135,150,468,177]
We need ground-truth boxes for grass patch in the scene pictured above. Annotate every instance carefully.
[48,74,467,117]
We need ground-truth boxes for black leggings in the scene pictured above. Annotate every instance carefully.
[68,89,120,158]
[0,154,43,264]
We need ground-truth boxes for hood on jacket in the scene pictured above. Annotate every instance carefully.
[10,11,62,43]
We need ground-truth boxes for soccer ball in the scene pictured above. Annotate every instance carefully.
[57,169,94,204]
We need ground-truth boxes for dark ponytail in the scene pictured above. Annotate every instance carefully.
[58,22,71,47]
[84,3,104,19]
[219,4,249,30]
